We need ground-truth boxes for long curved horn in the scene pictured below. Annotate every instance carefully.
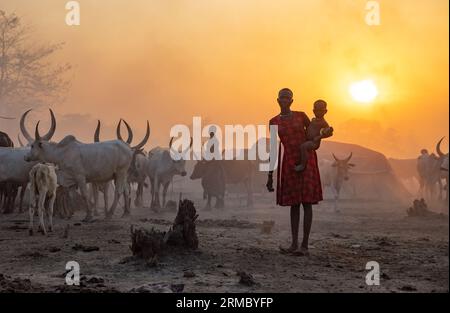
[169,137,174,149]
[94,120,101,142]
[20,109,34,143]
[35,121,42,141]
[345,152,353,163]
[332,153,340,162]
[436,137,446,157]
[122,119,133,144]
[41,109,56,141]
[17,134,25,147]
[131,121,150,150]
[116,119,134,144]
[116,119,124,142]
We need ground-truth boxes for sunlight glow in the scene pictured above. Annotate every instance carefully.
[349,80,379,104]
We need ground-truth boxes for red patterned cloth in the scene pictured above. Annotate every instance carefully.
[270,111,323,206]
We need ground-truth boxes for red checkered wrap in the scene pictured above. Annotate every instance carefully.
[270,111,323,206]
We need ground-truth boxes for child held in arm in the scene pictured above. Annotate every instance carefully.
[295,100,334,172]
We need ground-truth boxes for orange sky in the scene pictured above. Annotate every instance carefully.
[1,0,449,158]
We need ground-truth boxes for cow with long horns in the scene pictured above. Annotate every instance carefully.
[116,119,149,208]
[319,152,355,212]
[23,112,150,221]
[0,110,56,213]
[146,137,192,210]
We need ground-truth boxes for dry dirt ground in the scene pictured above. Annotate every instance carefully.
[0,190,448,293]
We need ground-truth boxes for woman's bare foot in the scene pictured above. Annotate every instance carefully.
[279,244,298,254]
[292,246,310,257]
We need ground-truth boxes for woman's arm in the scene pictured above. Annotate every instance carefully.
[302,112,311,129]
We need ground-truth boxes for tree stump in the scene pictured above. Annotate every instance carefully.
[129,199,199,265]
[166,199,199,249]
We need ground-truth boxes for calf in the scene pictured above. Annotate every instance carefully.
[28,163,58,235]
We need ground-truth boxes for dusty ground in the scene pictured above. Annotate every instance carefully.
[0,190,448,293]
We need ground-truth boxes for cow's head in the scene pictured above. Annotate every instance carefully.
[436,137,449,172]
[332,152,355,181]
[190,160,209,180]
[128,148,145,180]
[22,110,56,162]
[169,137,192,177]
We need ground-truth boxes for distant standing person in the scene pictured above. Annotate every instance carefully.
[266,88,323,256]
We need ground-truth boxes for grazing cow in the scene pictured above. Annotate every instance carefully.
[28,163,57,235]
[23,112,150,221]
[146,137,191,210]
[190,160,225,209]
[320,153,355,212]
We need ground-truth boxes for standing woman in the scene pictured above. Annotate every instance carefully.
[266,88,323,256]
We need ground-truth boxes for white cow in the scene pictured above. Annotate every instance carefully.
[146,137,191,210]
[0,109,56,212]
[319,153,355,212]
[24,114,150,221]
[28,163,57,235]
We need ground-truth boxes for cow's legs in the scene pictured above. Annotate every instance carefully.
[333,187,340,212]
[153,176,161,209]
[122,182,131,217]
[48,191,56,232]
[37,190,47,235]
[92,184,100,216]
[148,177,155,208]
[28,190,36,236]
[18,183,27,213]
[103,182,110,217]
[162,182,170,209]
[78,180,93,222]
[205,194,212,210]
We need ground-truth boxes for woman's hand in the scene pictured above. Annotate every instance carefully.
[266,173,274,192]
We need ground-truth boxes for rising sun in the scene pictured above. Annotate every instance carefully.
[349,79,378,104]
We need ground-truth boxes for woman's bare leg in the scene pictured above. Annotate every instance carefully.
[301,203,313,250]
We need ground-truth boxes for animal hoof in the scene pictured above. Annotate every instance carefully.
[121,212,131,218]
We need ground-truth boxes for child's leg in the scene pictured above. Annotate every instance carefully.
[295,141,314,172]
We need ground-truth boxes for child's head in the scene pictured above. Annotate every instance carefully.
[313,100,327,118]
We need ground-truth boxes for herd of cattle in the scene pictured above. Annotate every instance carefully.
[0,109,449,235]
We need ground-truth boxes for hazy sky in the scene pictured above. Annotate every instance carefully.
[1,0,449,158]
